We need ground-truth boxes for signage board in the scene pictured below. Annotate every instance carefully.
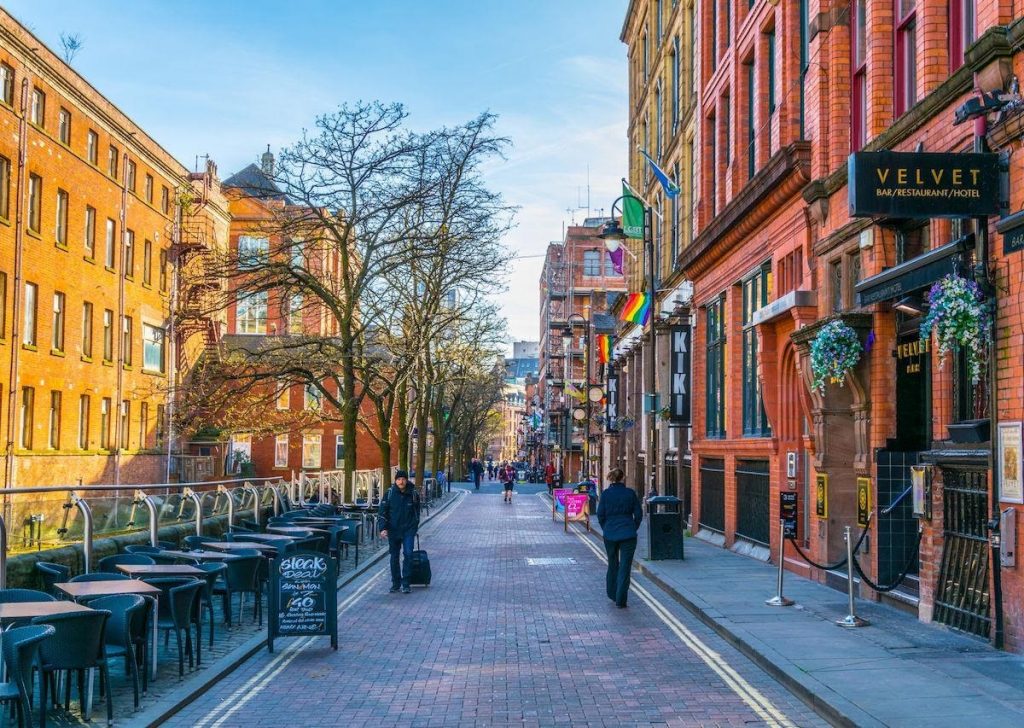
[998,421,1024,504]
[911,465,931,518]
[849,151,1000,218]
[780,491,798,539]
[564,494,590,532]
[856,478,872,527]
[815,473,828,519]
[998,209,1024,255]
[552,488,572,519]
[605,368,619,432]
[669,324,692,426]
[855,238,963,306]
[268,550,338,652]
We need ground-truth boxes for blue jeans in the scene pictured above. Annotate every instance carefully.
[389,532,416,588]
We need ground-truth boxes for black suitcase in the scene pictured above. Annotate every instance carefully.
[409,535,431,587]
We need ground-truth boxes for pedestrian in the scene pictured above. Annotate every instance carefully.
[500,461,516,503]
[471,457,484,490]
[487,462,495,480]
[596,467,643,608]
[378,469,421,594]
[544,461,555,494]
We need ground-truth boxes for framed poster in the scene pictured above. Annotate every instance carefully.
[998,421,1024,504]
[815,473,828,519]
[911,465,931,518]
[856,477,872,527]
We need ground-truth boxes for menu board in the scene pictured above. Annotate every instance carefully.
[268,550,338,652]
[552,488,572,520]
[780,492,798,539]
[564,494,591,532]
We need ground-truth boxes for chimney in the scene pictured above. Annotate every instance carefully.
[260,144,274,177]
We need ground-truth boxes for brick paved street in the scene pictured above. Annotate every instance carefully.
[165,487,826,727]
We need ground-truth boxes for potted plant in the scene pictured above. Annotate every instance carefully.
[809,320,863,394]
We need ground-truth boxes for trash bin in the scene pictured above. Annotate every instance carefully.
[647,495,684,560]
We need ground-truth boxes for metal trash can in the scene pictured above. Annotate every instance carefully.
[647,495,684,560]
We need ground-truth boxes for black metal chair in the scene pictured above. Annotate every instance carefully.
[97,554,155,573]
[183,535,218,551]
[90,594,147,709]
[212,555,262,626]
[68,573,130,583]
[143,578,203,677]
[193,563,227,649]
[0,624,54,728]
[0,589,54,604]
[34,564,70,598]
[31,610,112,728]
[124,545,161,555]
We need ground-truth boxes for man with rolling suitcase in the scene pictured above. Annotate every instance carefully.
[378,469,421,594]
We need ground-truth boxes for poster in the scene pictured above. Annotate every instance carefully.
[552,488,572,519]
[856,477,872,528]
[268,550,338,652]
[999,421,1024,504]
[911,465,930,518]
[564,494,590,532]
[780,492,798,539]
[815,473,828,519]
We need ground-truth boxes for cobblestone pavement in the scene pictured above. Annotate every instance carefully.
[165,487,826,727]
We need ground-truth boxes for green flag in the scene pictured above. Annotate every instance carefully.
[622,182,644,239]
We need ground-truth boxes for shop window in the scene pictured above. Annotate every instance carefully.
[705,294,726,438]
[742,265,772,437]
[895,0,917,116]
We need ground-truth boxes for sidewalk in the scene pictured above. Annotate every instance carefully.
[611,523,1024,727]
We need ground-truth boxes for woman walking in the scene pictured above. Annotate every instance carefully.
[596,468,643,608]
[500,461,516,503]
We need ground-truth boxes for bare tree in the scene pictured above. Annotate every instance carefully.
[59,33,84,64]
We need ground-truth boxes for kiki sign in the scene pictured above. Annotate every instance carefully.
[669,325,691,426]
[849,151,1000,218]
[605,367,619,433]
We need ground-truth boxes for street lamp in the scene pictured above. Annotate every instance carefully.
[600,198,658,497]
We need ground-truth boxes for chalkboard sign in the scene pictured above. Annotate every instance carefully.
[268,550,338,652]
[780,492,798,539]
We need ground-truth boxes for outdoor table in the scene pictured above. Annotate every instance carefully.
[234,533,295,542]
[0,600,93,624]
[117,564,205,578]
[56,580,164,679]
[266,525,329,536]
[205,541,279,554]
[159,549,241,562]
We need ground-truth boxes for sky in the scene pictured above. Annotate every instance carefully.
[4,0,629,352]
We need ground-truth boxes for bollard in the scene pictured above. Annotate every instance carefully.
[836,525,870,628]
[765,519,794,607]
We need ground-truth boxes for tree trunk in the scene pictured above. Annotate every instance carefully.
[342,362,358,501]
[396,380,409,471]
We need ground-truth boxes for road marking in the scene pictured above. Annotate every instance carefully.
[547,493,797,728]
[192,491,466,728]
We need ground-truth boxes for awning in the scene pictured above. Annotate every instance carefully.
[854,235,972,307]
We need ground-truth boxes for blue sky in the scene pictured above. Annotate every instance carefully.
[5,0,628,348]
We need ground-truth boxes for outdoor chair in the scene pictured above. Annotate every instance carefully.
[193,563,227,649]
[239,519,261,532]
[183,535,218,550]
[68,573,130,583]
[98,554,155,573]
[123,545,161,555]
[212,555,261,627]
[338,526,360,568]
[156,541,176,550]
[143,578,203,677]
[31,609,112,728]
[229,525,253,534]
[0,589,54,604]
[151,554,199,566]
[0,624,54,728]
[34,564,70,598]
[90,594,147,709]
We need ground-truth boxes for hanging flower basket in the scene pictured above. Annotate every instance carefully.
[919,274,991,384]
[809,320,863,394]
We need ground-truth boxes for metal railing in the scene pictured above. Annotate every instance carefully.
[291,467,397,506]
[0,476,285,586]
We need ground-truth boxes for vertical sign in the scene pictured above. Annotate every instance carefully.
[815,473,828,519]
[268,551,338,653]
[911,465,931,518]
[856,477,872,527]
[998,421,1024,504]
[605,367,619,432]
[780,492,798,538]
[564,494,591,532]
[669,324,692,425]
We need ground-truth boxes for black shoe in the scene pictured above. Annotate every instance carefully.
[389,586,400,593]
[616,603,628,609]
[401,586,411,594]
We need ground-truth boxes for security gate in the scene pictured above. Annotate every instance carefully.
[933,468,991,638]
[699,458,725,533]
[735,460,771,546]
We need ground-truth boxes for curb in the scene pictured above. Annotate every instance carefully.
[138,490,464,727]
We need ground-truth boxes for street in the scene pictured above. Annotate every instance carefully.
[166,484,823,727]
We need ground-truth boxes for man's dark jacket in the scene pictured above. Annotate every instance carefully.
[377,484,421,537]
[597,483,643,541]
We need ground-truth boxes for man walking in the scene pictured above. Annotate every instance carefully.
[471,457,484,490]
[378,469,421,594]
[499,461,516,503]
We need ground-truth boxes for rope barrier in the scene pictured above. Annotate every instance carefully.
[785,517,872,571]
[852,531,922,593]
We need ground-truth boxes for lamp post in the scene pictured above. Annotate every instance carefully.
[564,314,591,480]
[600,201,658,497]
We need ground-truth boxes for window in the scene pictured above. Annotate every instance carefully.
[124,229,135,278]
[55,189,68,246]
[708,115,717,216]
[30,87,44,126]
[672,162,680,263]
[746,62,756,179]
[120,400,130,449]
[125,159,136,192]
[655,83,663,161]
[87,130,98,165]
[142,323,165,373]
[705,295,726,438]
[0,271,6,338]
[830,260,843,312]
[139,401,149,448]
[302,434,322,469]
[236,291,268,334]
[656,0,663,42]
[275,434,289,468]
[742,266,772,437]
[288,294,303,334]
[23,282,37,347]
[852,0,868,150]
[81,301,93,358]
[84,206,96,258]
[643,32,649,79]
[335,435,345,468]
[48,391,61,449]
[100,398,112,449]
[724,0,731,48]
[102,309,113,361]
[949,0,976,71]
[159,249,168,291]
[895,0,917,116]
[304,383,322,411]
[143,240,152,285]
[277,380,290,410]
[20,387,34,449]
[144,173,153,203]
[122,316,133,366]
[766,30,776,115]
[156,404,166,446]
[799,0,810,137]
[51,291,64,352]
[78,395,90,449]
[672,37,680,130]
[105,218,116,268]
[58,107,70,145]
[28,174,41,233]
[0,63,12,105]
[0,154,10,219]
[161,186,170,214]
[237,235,269,269]
[108,145,118,179]
[582,250,602,276]
[711,0,717,71]
[722,94,731,165]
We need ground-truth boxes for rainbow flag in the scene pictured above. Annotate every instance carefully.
[596,334,612,364]
[620,293,651,326]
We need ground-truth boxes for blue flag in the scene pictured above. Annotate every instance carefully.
[640,150,680,199]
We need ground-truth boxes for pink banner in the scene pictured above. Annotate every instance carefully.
[564,494,589,521]
[552,488,572,517]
